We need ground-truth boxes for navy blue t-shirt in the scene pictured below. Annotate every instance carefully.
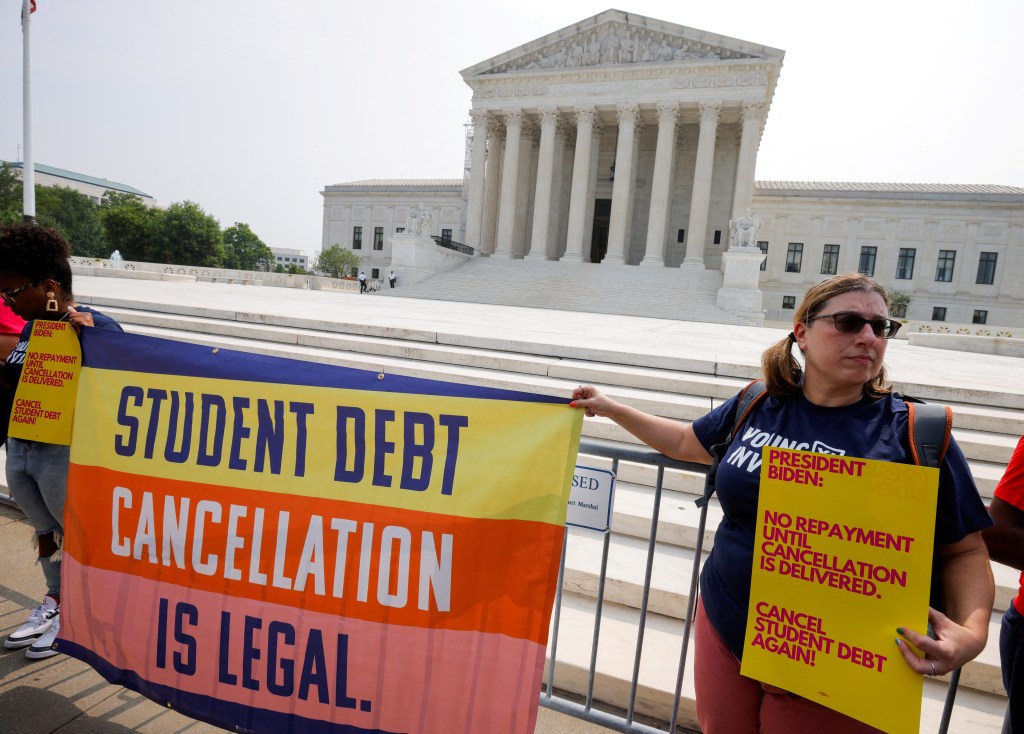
[692,390,991,659]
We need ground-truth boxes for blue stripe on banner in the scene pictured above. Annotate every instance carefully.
[79,328,565,404]
[59,640,406,734]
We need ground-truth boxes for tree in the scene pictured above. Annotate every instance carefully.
[887,289,912,319]
[100,191,159,262]
[36,185,106,258]
[223,222,274,271]
[148,201,225,267]
[313,244,360,278]
[0,163,21,225]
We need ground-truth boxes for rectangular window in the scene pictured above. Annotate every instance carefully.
[396,227,405,234]
[932,307,947,321]
[373,227,384,250]
[935,250,956,282]
[782,296,796,309]
[972,309,988,325]
[757,241,768,271]
[442,228,453,240]
[785,243,803,273]
[891,302,907,318]
[976,252,997,285]
[896,248,916,279]
[713,230,722,245]
[677,229,686,243]
[821,244,840,275]
[352,226,362,250]
[371,268,380,279]
[858,246,877,277]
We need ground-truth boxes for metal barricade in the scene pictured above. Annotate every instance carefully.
[539,437,965,734]
[540,437,710,733]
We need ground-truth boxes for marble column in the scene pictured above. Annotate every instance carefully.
[492,109,522,258]
[682,100,721,269]
[641,102,679,267]
[604,104,641,264]
[481,117,504,255]
[547,120,571,256]
[464,110,490,250]
[512,118,538,257]
[563,107,598,262]
[729,100,765,234]
[526,108,559,260]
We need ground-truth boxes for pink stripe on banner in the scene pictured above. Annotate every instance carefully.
[61,556,545,734]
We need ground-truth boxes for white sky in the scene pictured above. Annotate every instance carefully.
[2,0,1022,254]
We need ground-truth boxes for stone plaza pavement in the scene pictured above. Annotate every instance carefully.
[1,275,1022,733]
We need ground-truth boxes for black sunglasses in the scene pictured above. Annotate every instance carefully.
[0,281,38,305]
[808,311,901,339]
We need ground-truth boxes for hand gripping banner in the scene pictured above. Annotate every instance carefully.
[58,329,583,734]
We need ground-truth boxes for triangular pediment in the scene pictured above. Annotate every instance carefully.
[460,9,783,78]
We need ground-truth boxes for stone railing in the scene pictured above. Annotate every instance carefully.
[70,256,356,292]
[906,320,1024,340]
[904,320,1024,357]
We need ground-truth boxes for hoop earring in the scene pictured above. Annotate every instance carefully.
[46,291,59,312]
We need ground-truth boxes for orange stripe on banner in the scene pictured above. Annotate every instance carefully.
[64,464,563,644]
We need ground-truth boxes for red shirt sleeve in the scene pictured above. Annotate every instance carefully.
[0,303,25,336]
[994,435,1024,511]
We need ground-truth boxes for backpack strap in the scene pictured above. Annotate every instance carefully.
[696,380,769,508]
[905,401,953,468]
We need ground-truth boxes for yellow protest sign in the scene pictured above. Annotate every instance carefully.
[7,320,82,445]
[740,447,938,734]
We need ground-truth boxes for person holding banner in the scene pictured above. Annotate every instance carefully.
[0,222,123,660]
[0,302,26,445]
[984,435,1024,734]
[571,273,993,732]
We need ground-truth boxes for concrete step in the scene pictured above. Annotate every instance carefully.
[547,592,1008,734]
[106,307,1024,463]
[379,258,763,326]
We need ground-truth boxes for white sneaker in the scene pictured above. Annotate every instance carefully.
[25,613,61,659]
[4,595,59,650]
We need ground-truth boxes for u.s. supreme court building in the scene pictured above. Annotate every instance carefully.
[322,9,1024,328]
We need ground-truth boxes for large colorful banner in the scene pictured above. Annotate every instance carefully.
[59,329,582,734]
[740,447,939,734]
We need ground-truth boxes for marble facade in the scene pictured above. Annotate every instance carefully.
[320,10,1024,327]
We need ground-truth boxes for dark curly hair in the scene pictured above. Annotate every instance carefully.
[0,222,74,293]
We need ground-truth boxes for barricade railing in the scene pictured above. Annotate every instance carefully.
[541,437,710,733]
[539,437,966,734]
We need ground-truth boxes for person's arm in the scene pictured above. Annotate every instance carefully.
[983,496,1024,570]
[895,531,994,675]
[571,384,712,464]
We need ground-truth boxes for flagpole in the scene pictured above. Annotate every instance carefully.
[22,0,36,223]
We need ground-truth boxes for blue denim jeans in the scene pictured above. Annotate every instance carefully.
[1002,603,1024,734]
[5,438,71,598]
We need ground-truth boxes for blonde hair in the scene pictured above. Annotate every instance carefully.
[761,273,892,400]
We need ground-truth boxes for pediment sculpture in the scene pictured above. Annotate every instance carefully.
[484,23,756,74]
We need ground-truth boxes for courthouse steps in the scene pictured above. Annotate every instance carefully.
[377,257,764,326]
[64,296,1017,731]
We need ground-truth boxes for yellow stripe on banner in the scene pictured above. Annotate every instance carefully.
[71,369,582,524]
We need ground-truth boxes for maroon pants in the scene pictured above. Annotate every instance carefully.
[694,598,882,734]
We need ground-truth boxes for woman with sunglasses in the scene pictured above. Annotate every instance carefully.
[571,272,993,733]
[0,222,123,660]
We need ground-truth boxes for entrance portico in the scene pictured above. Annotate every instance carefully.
[460,9,784,269]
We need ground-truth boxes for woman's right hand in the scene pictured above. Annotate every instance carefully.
[570,384,617,418]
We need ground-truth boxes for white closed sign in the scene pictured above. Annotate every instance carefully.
[567,465,615,532]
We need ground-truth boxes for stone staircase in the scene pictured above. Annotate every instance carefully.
[12,292,1015,732]
[379,257,763,326]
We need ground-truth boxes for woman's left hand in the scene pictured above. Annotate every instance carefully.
[895,606,987,677]
[66,306,94,331]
